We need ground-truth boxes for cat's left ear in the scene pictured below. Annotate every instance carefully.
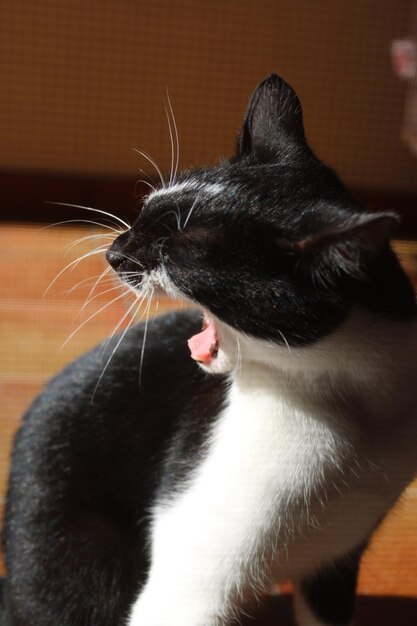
[294,212,399,278]
[237,74,306,161]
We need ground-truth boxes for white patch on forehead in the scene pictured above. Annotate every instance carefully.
[145,181,224,204]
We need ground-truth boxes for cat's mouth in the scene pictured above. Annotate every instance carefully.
[187,313,219,365]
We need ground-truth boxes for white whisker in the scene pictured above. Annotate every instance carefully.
[41,219,120,233]
[139,288,155,386]
[138,167,158,189]
[65,232,115,252]
[101,288,147,356]
[44,246,108,296]
[64,276,118,297]
[65,273,115,295]
[182,196,199,229]
[165,101,175,186]
[80,283,129,312]
[159,210,181,232]
[83,266,114,310]
[173,199,182,231]
[132,148,165,187]
[45,201,130,230]
[135,178,156,195]
[165,87,180,183]
[64,271,137,296]
[65,267,139,297]
[117,252,144,269]
[100,293,141,356]
[278,330,292,354]
[235,336,242,373]
[59,291,128,351]
[91,296,142,402]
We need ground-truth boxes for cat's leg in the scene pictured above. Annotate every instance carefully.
[293,543,365,626]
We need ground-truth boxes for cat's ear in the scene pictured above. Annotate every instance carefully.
[237,74,306,161]
[294,212,399,280]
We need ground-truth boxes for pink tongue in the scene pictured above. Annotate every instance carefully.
[188,319,218,364]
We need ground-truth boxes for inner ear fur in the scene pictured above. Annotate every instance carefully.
[294,212,399,280]
[297,212,399,254]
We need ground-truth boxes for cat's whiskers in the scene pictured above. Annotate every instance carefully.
[165,87,180,184]
[165,101,176,187]
[82,266,114,310]
[92,294,143,402]
[79,282,133,313]
[44,201,130,231]
[100,285,148,357]
[135,178,157,195]
[42,211,124,300]
[155,236,170,250]
[41,218,122,234]
[182,196,199,229]
[139,287,155,386]
[278,330,292,354]
[235,336,242,373]
[64,232,116,253]
[59,290,129,352]
[65,273,116,296]
[173,199,182,231]
[115,252,146,270]
[137,167,158,190]
[103,280,150,353]
[44,245,110,296]
[63,276,121,302]
[159,210,181,233]
[132,148,165,187]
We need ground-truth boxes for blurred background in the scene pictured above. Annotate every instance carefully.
[1,1,417,622]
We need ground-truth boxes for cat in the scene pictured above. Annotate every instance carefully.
[1,74,417,626]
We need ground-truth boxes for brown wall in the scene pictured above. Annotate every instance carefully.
[0,0,415,193]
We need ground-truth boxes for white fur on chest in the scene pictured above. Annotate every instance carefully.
[155,369,347,553]
[129,368,356,625]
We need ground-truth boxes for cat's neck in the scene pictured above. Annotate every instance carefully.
[225,306,417,422]
[232,307,415,378]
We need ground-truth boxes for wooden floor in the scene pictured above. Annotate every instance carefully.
[0,223,417,609]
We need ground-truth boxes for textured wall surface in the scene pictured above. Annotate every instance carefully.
[0,0,416,193]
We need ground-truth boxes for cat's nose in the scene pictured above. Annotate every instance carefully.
[106,246,125,269]
[106,230,132,269]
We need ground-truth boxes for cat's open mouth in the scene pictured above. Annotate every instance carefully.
[187,314,219,365]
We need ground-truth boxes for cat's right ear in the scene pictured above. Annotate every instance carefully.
[237,74,306,161]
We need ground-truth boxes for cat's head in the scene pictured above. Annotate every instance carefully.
[106,75,401,374]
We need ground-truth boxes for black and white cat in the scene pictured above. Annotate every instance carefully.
[2,75,417,626]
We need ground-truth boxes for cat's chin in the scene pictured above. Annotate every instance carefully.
[196,347,235,375]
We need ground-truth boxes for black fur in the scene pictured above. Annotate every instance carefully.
[2,74,416,625]
[4,312,226,625]
[0,578,6,626]
[301,543,366,625]
[109,76,415,347]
